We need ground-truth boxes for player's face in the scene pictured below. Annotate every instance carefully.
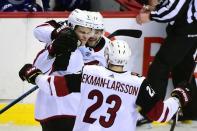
[74,26,94,45]
[87,29,103,47]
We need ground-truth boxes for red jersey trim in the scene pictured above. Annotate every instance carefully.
[35,115,76,122]
[146,100,164,121]
[54,76,69,97]
[85,60,100,65]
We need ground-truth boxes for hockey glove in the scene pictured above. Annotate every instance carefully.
[51,23,68,40]
[53,52,71,71]
[19,64,42,84]
[171,82,191,107]
[48,28,79,57]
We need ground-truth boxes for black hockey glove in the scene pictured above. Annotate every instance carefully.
[53,52,71,71]
[171,82,191,107]
[51,23,68,40]
[48,28,79,57]
[19,64,42,84]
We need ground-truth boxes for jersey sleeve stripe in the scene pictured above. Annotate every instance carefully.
[47,77,53,96]
[146,100,164,121]
[161,107,169,122]
[36,23,50,28]
[54,76,69,97]
[85,60,99,65]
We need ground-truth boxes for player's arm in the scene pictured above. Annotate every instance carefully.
[136,79,190,122]
[35,73,82,96]
[47,28,79,57]
[33,20,67,44]
[18,64,82,97]
[150,0,187,22]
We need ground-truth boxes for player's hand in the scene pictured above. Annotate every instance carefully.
[19,64,42,84]
[48,28,80,57]
[171,82,191,107]
[136,11,151,25]
[51,23,68,40]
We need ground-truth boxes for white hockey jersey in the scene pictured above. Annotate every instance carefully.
[33,21,84,120]
[33,49,84,120]
[73,66,143,131]
[33,21,110,121]
[78,36,111,67]
[35,65,180,131]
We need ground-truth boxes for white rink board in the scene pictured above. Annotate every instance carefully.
[0,13,196,102]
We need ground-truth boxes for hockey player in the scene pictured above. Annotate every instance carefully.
[136,0,197,121]
[33,9,94,75]
[32,9,94,131]
[19,40,191,131]
[79,11,111,67]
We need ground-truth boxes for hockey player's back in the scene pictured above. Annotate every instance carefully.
[19,40,192,131]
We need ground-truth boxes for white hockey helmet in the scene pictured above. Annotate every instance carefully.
[105,40,131,66]
[90,12,104,30]
[67,9,93,29]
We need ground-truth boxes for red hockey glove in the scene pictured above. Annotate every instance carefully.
[171,82,191,107]
[19,64,42,84]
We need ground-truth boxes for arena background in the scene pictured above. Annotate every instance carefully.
[0,11,196,130]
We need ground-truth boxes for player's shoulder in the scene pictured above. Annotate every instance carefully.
[100,36,111,51]
[130,72,145,84]
[84,64,103,69]
[83,65,104,72]
[102,35,111,45]
[69,48,84,62]
[129,72,146,87]
[131,72,143,77]
[45,20,65,28]
[34,20,60,29]
[93,36,111,52]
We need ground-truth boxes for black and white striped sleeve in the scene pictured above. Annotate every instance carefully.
[150,0,187,22]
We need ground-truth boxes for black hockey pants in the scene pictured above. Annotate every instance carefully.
[147,34,197,120]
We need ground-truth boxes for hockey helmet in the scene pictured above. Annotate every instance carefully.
[105,40,131,66]
[67,9,93,29]
[90,12,104,30]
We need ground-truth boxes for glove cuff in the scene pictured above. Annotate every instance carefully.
[171,88,189,107]
[27,70,42,85]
